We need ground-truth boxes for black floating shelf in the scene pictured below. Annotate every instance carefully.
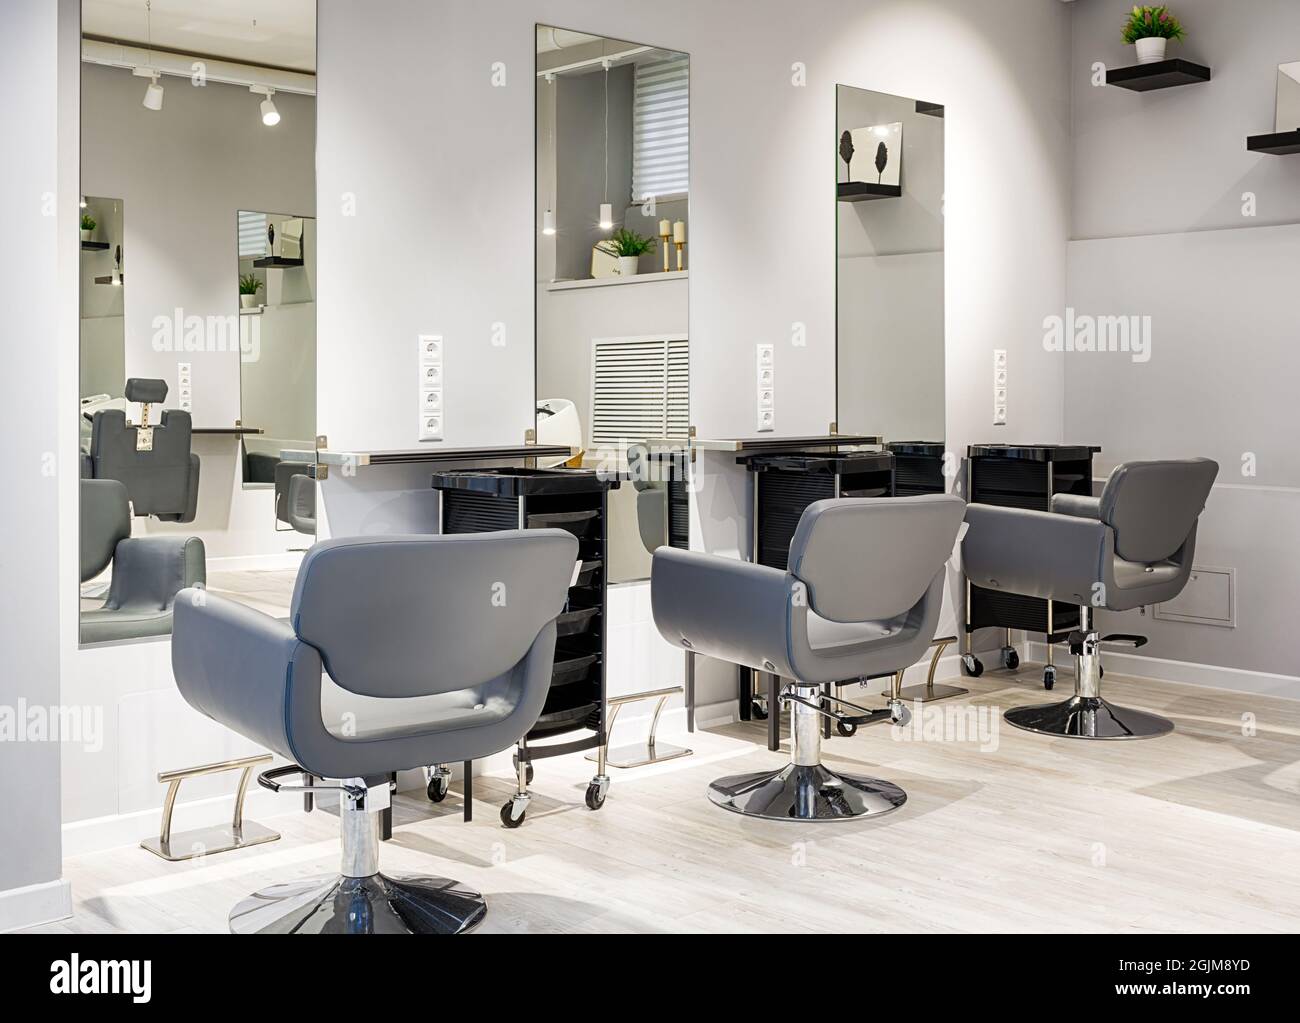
[1247,129,1300,156]
[251,256,304,268]
[1106,59,1211,92]
[837,181,902,203]
[81,240,110,250]
[915,100,944,118]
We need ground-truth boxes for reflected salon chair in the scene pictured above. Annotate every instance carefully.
[627,443,667,555]
[80,479,205,643]
[90,378,200,522]
[171,530,578,934]
[274,460,317,535]
[651,495,966,821]
[962,458,1218,739]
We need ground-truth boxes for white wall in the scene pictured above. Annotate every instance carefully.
[0,0,71,931]
[1067,0,1300,687]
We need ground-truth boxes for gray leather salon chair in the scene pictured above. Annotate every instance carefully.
[962,458,1218,739]
[91,378,200,522]
[651,495,965,821]
[171,530,578,934]
[274,460,316,535]
[80,479,205,643]
[627,443,667,554]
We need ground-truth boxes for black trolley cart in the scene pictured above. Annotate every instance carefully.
[430,467,617,828]
[962,443,1100,689]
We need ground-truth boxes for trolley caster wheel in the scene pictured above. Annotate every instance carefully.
[426,774,450,802]
[525,765,534,785]
[584,783,607,811]
[962,654,984,678]
[888,698,911,727]
[1043,665,1057,691]
[836,720,857,738]
[751,699,769,721]
[500,801,525,829]
[1001,646,1020,671]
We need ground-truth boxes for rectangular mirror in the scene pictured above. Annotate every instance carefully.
[78,0,317,644]
[535,26,690,585]
[1276,61,1300,132]
[836,85,945,446]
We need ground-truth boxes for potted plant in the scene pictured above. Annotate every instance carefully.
[609,228,654,277]
[80,213,96,243]
[1123,5,1185,65]
[239,272,264,309]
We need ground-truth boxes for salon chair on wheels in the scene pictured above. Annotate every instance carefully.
[171,530,578,933]
[962,458,1217,739]
[651,495,965,821]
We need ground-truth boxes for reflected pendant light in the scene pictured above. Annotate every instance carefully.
[543,74,556,235]
[598,59,613,231]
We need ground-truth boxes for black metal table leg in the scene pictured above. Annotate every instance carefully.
[739,665,753,721]
[462,760,472,822]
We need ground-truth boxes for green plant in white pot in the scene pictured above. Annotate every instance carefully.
[80,213,96,243]
[1123,5,1185,65]
[239,272,264,309]
[609,228,654,277]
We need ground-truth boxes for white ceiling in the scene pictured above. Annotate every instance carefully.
[81,0,316,72]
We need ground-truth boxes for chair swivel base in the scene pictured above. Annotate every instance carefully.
[229,873,486,934]
[1004,696,1174,740]
[707,763,907,821]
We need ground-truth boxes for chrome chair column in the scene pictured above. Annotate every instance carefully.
[1003,606,1174,739]
[230,776,486,935]
[707,682,907,821]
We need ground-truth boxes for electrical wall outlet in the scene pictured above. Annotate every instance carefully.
[177,362,192,412]
[992,349,1007,426]
[756,344,775,432]
[418,334,443,441]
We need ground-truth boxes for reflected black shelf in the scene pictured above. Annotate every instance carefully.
[81,240,110,250]
[251,256,304,268]
[1247,129,1300,155]
[1106,59,1211,92]
[837,181,902,202]
[92,275,123,285]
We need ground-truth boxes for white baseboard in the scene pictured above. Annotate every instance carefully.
[0,877,72,933]
[1025,641,1300,701]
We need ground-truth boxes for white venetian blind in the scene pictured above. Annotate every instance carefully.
[238,211,268,258]
[632,56,689,202]
[590,337,690,449]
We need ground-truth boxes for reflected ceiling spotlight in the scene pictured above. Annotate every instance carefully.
[250,85,280,126]
[134,67,164,110]
[80,196,87,208]
[543,210,557,236]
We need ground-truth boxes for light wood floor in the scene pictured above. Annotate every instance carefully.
[24,665,1300,933]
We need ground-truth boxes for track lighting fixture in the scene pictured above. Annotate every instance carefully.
[543,209,557,236]
[133,67,164,110]
[250,85,280,126]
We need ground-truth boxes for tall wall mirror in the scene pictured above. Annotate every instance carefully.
[78,0,317,645]
[836,85,945,446]
[535,25,690,588]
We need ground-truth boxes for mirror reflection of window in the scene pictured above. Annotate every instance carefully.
[77,0,317,644]
[836,85,945,447]
[535,26,690,585]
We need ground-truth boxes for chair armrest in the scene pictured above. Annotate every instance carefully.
[104,535,206,611]
[172,591,321,763]
[1051,493,1101,520]
[962,504,1111,606]
[651,548,800,676]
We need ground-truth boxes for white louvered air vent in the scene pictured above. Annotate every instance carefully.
[238,210,268,258]
[633,56,689,202]
[590,335,689,450]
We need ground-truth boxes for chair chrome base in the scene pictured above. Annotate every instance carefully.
[708,763,906,821]
[1004,696,1173,740]
[229,873,486,934]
